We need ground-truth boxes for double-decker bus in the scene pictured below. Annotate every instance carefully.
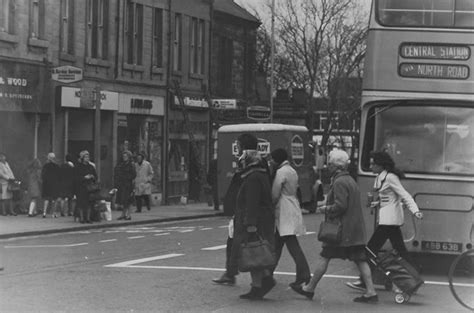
[359,0,474,256]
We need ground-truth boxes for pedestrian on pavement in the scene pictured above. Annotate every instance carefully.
[41,152,60,218]
[0,153,16,216]
[269,148,311,288]
[233,133,276,300]
[206,159,219,210]
[291,150,378,303]
[74,151,97,224]
[134,152,153,213]
[58,155,75,217]
[26,158,42,217]
[211,166,243,286]
[115,150,136,220]
[346,151,423,292]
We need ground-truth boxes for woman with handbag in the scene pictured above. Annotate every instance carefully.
[269,148,311,288]
[0,153,16,216]
[232,133,276,300]
[346,151,423,292]
[291,150,378,303]
[114,150,136,220]
[26,158,42,217]
[74,151,97,224]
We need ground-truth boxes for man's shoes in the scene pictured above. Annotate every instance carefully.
[289,278,310,289]
[135,210,142,213]
[212,273,236,285]
[290,284,314,300]
[353,294,378,303]
[261,277,276,296]
[239,287,263,300]
[346,280,366,291]
[117,216,125,220]
[124,216,131,220]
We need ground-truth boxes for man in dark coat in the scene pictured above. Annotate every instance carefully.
[115,150,136,220]
[231,133,276,300]
[41,152,60,218]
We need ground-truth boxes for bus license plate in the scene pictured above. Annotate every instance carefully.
[421,241,462,253]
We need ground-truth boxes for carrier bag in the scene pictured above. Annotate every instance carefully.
[368,248,424,294]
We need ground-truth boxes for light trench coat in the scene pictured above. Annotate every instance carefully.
[272,161,306,236]
[134,160,154,196]
[0,161,15,200]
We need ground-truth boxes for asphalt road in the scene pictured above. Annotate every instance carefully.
[0,214,471,313]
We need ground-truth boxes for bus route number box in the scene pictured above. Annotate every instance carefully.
[217,123,315,210]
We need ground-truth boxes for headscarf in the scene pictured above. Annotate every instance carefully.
[47,152,56,162]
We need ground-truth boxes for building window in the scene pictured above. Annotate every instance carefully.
[173,13,182,71]
[0,0,15,34]
[152,8,163,68]
[60,0,74,54]
[87,0,109,60]
[125,1,143,65]
[217,36,233,91]
[190,18,205,74]
[30,0,45,39]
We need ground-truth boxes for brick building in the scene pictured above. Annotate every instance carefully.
[0,0,216,204]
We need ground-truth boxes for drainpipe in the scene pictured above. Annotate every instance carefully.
[162,0,172,205]
[208,0,214,164]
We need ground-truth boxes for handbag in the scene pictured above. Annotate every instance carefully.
[317,213,342,245]
[238,233,276,272]
[86,180,101,193]
[7,179,21,191]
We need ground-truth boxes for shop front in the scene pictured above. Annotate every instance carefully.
[168,94,210,203]
[0,60,51,181]
[117,93,164,201]
[58,86,118,188]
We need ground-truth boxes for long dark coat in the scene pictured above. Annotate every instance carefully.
[230,165,275,271]
[73,162,97,209]
[324,171,367,247]
[114,160,136,205]
[41,162,60,199]
[58,162,75,198]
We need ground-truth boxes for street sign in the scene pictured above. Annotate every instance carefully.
[212,99,237,109]
[51,66,83,83]
[247,106,271,121]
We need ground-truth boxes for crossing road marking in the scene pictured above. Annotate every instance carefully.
[154,233,170,236]
[99,239,117,243]
[105,253,184,268]
[218,225,228,229]
[127,236,145,239]
[200,228,213,230]
[179,230,194,233]
[5,242,89,248]
[201,245,227,251]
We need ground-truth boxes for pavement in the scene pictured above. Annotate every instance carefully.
[0,202,223,239]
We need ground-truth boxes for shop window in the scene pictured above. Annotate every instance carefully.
[87,0,109,60]
[0,0,15,34]
[60,0,74,54]
[173,13,182,71]
[153,8,163,68]
[190,18,205,74]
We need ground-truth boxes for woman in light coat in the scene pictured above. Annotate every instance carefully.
[0,153,16,216]
[26,158,42,216]
[134,152,154,212]
[346,150,423,292]
[269,148,310,288]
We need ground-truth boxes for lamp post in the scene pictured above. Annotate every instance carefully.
[270,0,275,123]
[94,85,101,180]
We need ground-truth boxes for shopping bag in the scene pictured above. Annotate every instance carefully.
[238,234,276,272]
[7,179,21,192]
[317,218,342,245]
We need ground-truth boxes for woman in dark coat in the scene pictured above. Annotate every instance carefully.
[114,150,136,220]
[74,150,97,224]
[232,133,275,300]
[41,153,60,218]
[58,154,75,216]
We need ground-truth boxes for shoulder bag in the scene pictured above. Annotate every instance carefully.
[317,211,342,245]
[238,233,276,272]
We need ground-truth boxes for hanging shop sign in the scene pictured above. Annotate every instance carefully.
[247,106,271,121]
[0,61,47,112]
[212,99,237,109]
[51,66,83,83]
[174,95,209,109]
[60,86,118,110]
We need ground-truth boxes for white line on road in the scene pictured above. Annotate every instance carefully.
[305,231,316,235]
[5,242,89,248]
[105,253,184,267]
[127,236,145,239]
[99,239,117,243]
[154,232,170,236]
[178,230,194,233]
[200,228,213,231]
[201,245,227,251]
[218,225,228,229]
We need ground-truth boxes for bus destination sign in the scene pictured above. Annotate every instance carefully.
[399,63,469,80]
[400,43,470,60]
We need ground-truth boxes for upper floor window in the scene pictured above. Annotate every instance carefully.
[30,0,45,39]
[217,36,233,91]
[87,0,109,60]
[60,0,74,54]
[0,0,15,34]
[173,13,182,71]
[153,8,163,68]
[190,18,205,74]
[125,1,143,65]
